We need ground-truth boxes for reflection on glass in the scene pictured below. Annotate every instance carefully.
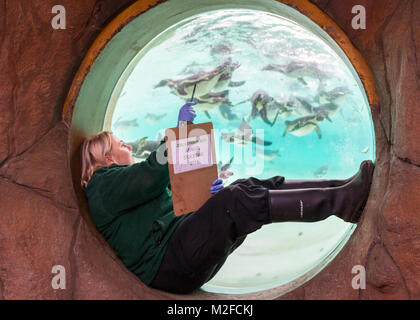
[110,9,375,294]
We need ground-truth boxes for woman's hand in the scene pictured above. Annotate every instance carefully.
[177,101,198,126]
[210,178,224,195]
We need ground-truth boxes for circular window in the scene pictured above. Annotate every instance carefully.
[66,0,376,298]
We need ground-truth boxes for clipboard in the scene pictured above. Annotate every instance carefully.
[165,122,218,216]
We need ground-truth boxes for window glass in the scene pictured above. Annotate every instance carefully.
[109,9,375,294]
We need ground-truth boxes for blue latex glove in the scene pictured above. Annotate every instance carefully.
[177,101,198,126]
[210,178,224,195]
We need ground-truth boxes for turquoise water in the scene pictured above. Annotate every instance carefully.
[110,9,375,294]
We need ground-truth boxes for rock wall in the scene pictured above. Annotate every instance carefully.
[0,0,419,299]
[282,0,420,299]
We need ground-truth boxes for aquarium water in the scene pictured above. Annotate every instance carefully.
[109,9,375,294]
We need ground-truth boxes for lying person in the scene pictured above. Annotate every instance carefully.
[80,101,374,294]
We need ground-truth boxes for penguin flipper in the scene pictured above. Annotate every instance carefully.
[204,110,211,119]
[298,77,308,86]
[206,90,229,98]
[314,125,322,139]
[233,98,251,107]
[283,120,291,137]
[261,109,279,127]
[228,80,246,87]
[296,97,313,114]
[262,117,272,127]
[220,104,239,121]
[265,140,273,146]
[260,109,271,127]
[270,110,280,127]
[224,99,233,106]
[252,136,272,146]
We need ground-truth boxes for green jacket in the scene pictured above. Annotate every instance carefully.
[85,145,190,285]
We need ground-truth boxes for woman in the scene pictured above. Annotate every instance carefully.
[81,102,374,294]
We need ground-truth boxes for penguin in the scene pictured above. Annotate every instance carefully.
[250,90,281,127]
[318,86,350,105]
[219,171,234,179]
[218,103,239,122]
[197,90,229,102]
[282,115,324,139]
[292,97,316,117]
[270,99,295,119]
[256,147,280,161]
[293,98,337,122]
[154,63,225,99]
[128,135,162,159]
[194,96,231,119]
[313,164,329,178]
[211,58,244,92]
[210,43,232,57]
[262,61,329,85]
[145,112,167,125]
[217,156,234,180]
[313,103,340,121]
[112,117,139,134]
[222,117,272,147]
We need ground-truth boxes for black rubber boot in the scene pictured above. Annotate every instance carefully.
[279,175,358,190]
[268,160,375,223]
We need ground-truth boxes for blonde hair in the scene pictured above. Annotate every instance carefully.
[80,131,113,189]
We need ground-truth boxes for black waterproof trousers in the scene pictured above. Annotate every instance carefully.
[149,176,285,294]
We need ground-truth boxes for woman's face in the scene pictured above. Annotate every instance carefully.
[108,134,135,165]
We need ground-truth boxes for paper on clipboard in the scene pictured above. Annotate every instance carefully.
[170,134,214,174]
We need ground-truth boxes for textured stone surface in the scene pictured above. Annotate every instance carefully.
[378,156,420,298]
[363,241,410,299]
[1,122,77,209]
[0,0,419,300]
[286,0,420,300]
[0,178,77,299]
[71,217,173,299]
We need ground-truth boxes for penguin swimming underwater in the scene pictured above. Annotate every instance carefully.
[145,112,167,125]
[127,135,162,159]
[262,60,330,86]
[155,58,243,101]
[256,147,280,161]
[312,103,340,120]
[282,115,325,139]
[250,90,281,127]
[222,117,272,147]
[218,102,239,122]
[112,117,139,134]
[293,98,339,122]
[318,86,350,105]
[194,95,231,119]
[218,156,234,180]
[154,73,221,100]
[291,97,316,117]
[269,99,295,119]
[313,163,329,178]
[154,62,227,99]
[211,58,245,92]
